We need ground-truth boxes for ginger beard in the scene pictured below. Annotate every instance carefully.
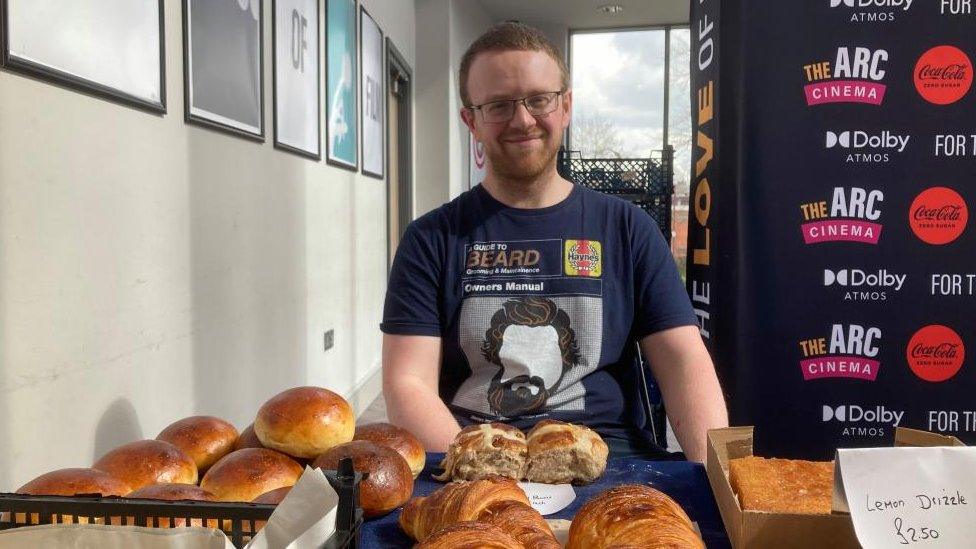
[487,118,562,182]
[463,50,570,184]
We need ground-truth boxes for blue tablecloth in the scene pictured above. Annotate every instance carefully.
[361,453,732,548]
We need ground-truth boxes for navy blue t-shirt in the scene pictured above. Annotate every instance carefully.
[381,183,697,448]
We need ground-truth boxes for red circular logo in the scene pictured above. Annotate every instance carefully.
[474,141,487,169]
[914,46,973,105]
[909,187,968,245]
[907,325,965,383]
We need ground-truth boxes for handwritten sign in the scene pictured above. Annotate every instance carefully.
[517,482,576,516]
[835,447,976,549]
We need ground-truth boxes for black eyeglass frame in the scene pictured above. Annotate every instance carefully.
[466,90,566,123]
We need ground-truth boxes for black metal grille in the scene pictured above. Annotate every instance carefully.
[0,494,272,546]
[557,146,675,244]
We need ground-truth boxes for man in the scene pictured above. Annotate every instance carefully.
[381,22,727,462]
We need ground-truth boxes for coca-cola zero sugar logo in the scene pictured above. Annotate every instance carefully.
[914,46,973,105]
[907,325,965,382]
[909,187,968,245]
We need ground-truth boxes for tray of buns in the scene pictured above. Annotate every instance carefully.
[0,458,363,548]
[0,386,394,548]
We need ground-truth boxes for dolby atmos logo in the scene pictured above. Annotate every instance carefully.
[822,404,904,426]
[829,0,913,22]
[826,130,910,163]
[823,268,906,301]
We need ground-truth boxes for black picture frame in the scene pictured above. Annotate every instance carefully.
[272,0,322,160]
[0,0,166,114]
[359,5,384,180]
[325,0,358,172]
[183,0,265,141]
[385,37,413,272]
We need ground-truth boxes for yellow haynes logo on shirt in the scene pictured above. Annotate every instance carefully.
[564,240,602,277]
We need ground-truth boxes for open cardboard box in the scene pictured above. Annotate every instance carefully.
[705,426,965,548]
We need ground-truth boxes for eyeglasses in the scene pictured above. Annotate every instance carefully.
[467,91,564,124]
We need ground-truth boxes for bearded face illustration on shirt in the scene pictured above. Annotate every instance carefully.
[481,297,581,415]
[454,294,602,418]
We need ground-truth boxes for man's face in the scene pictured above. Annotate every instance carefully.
[462,50,572,182]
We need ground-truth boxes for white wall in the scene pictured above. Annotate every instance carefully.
[448,0,494,199]
[414,0,493,211]
[414,0,453,215]
[0,0,414,490]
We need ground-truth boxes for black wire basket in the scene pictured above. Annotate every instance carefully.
[558,146,675,244]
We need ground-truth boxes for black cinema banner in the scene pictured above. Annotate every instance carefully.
[688,0,976,459]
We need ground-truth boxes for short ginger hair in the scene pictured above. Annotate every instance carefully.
[459,22,569,106]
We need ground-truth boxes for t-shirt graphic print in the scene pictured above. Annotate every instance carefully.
[454,239,603,417]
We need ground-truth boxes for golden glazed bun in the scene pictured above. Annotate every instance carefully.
[354,422,426,478]
[127,482,216,501]
[200,448,303,502]
[157,416,239,474]
[253,485,292,504]
[251,486,294,532]
[93,440,198,491]
[14,468,131,525]
[313,440,413,518]
[17,468,131,497]
[254,386,355,458]
[126,483,217,527]
[234,424,266,451]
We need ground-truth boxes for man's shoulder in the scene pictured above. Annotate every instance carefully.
[576,184,638,212]
[575,185,655,232]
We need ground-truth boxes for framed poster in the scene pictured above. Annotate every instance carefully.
[359,7,384,179]
[184,0,264,140]
[0,0,165,113]
[273,0,321,159]
[326,0,357,170]
[469,135,487,189]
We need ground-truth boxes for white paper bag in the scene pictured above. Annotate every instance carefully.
[0,523,235,549]
[244,466,339,549]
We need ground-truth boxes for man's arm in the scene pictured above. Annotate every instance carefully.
[640,325,728,463]
[382,333,462,452]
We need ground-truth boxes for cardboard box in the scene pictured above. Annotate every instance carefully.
[705,426,964,549]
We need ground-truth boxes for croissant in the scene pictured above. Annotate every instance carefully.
[566,485,705,549]
[416,521,525,549]
[524,420,608,484]
[434,423,527,481]
[400,476,559,549]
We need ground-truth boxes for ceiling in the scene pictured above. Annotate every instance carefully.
[475,0,690,30]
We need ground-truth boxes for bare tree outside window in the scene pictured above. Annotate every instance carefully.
[570,113,626,158]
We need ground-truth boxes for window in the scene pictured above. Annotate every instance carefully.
[570,29,665,158]
[570,26,692,278]
[668,28,691,279]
